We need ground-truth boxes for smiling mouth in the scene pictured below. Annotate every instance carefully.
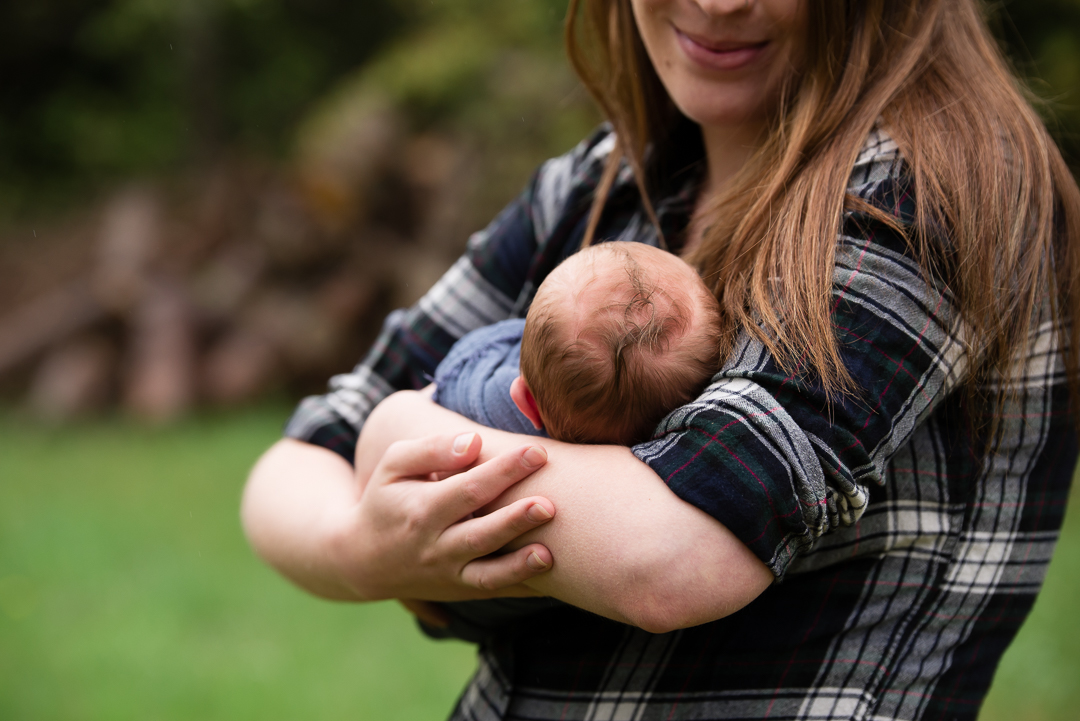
[675,28,769,70]
[681,31,767,53]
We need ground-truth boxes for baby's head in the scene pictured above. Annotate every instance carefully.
[510,242,721,445]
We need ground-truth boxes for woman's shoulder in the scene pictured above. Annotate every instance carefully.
[536,123,618,193]
[842,125,921,248]
[530,124,633,241]
[847,125,905,197]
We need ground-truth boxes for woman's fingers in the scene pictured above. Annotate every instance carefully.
[374,431,482,484]
[459,543,554,592]
[357,431,554,599]
[442,495,555,559]
[432,444,549,524]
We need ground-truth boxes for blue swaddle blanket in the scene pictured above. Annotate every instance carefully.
[428,318,559,641]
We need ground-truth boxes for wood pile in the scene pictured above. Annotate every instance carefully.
[0,30,600,424]
[0,121,475,423]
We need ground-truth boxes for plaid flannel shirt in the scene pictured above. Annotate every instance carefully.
[285,126,1077,721]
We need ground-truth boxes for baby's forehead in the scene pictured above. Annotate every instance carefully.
[555,246,621,284]
[538,247,628,306]
[536,245,696,322]
[552,243,694,290]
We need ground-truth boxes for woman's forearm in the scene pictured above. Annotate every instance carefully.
[360,391,773,632]
[242,438,363,600]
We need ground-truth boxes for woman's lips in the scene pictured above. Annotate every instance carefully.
[675,28,768,71]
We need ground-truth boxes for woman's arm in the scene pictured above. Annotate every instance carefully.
[242,435,558,602]
[242,438,361,600]
[357,390,773,633]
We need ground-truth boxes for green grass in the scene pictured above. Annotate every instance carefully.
[0,408,475,720]
[0,408,1076,720]
[981,463,1080,720]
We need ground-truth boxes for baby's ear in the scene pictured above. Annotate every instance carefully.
[510,376,544,430]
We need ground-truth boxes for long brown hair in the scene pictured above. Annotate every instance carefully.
[566,0,1080,406]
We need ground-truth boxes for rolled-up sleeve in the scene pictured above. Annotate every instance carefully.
[633,177,969,578]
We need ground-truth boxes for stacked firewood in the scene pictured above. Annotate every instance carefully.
[0,119,475,423]
[0,25,600,424]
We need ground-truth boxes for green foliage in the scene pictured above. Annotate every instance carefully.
[315,1,583,141]
[994,0,1080,171]
[293,1,599,239]
[0,0,408,215]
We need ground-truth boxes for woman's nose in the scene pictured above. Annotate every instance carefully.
[690,0,752,17]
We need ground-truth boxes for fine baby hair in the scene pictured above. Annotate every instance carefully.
[517,242,721,445]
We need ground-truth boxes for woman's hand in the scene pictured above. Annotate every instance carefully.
[241,434,556,604]
[331,431,556,601]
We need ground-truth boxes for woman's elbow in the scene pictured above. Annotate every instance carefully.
[621,590,758,635]
[618,553,775,634]
[622,596,694,635]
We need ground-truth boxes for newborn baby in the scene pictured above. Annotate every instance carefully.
[426,241,722,640]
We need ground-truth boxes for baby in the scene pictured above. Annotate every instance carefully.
[424,241,722,640]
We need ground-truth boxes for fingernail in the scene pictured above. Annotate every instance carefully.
[527,503,553,522]
[526,552,550,571]
[453,432,476,454]
[522,446,547,468]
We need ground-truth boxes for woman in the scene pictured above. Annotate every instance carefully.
[242,1,1080,719]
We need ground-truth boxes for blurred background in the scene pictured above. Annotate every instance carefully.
[0,0,1077,719]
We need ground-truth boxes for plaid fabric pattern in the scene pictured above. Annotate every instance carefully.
[285,126,1076,721]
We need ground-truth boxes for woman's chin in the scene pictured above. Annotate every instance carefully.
[673,99,768,138]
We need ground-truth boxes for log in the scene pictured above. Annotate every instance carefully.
[0,282,106,377]
[93,186,161,313]
[123,279,197,423]
[201,329,280,405]
[28,335,116,421]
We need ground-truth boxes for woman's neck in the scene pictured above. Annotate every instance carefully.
[699,122,765,196]
[680,122,764,258]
